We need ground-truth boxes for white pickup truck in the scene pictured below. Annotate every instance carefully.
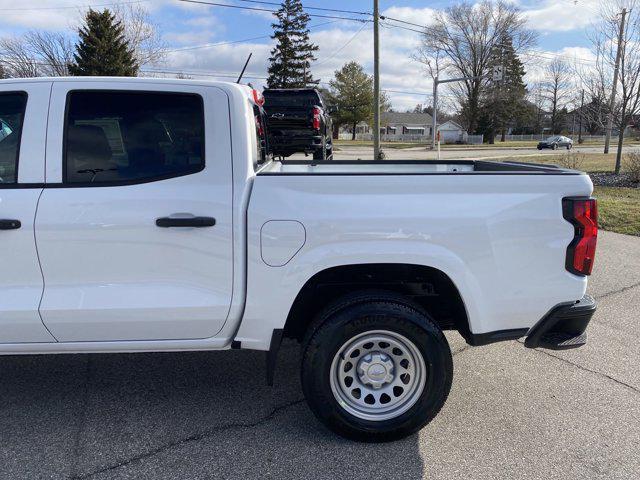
[0,78,598,441]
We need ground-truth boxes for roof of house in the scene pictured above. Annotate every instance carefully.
[439,120,465,130]
[382,112,433,125]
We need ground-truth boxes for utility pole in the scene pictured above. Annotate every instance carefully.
[604,8,627,154]
[578,89,584,144]
[373,0,381,160]
[431,77,438,150]
[431,66,503,149]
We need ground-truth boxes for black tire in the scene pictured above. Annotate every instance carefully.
[567,144,572,150]
[552,143,558,150]
[313,147,326,161]
[301,291,453,442]
[537,145,543,150]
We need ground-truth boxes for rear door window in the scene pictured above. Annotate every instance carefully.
[263,91,321,108]
[64,91,205,185]
[0,92,27,184]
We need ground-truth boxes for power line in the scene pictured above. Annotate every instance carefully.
[0,0,147,12]
[163,20,338,53]
[379,21,599,66]
[315,22,370,66]
[235,0,371,17]
[177,0,372,23]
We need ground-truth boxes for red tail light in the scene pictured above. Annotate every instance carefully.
[312,107,321,130]
[255,115,264,137]
[563,197,598,276]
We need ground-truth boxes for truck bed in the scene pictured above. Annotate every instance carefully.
[257,159,581,176]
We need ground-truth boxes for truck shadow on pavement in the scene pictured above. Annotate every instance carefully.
[0,340,425,480]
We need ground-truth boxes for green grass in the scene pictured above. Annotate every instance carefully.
[497,153,618,173]
[594,186,640,236]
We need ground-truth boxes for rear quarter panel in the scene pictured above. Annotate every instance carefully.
[235,172,593,350]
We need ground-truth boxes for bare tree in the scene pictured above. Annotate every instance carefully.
[112,4,166,67]
[0,36,43,78]
[1,31,74,78]
[0,28,74,78]
[417,0,536,133]
[526,81,547,135]
[590,0,640,173]
[0,4,164,78]
[544,59,571,134]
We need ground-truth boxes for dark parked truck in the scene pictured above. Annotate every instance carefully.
[263,88,333,160]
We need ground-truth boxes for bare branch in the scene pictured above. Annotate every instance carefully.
[112,4,166,67]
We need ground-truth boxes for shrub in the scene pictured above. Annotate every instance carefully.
[625,151,640,183]
[558,151,585,170]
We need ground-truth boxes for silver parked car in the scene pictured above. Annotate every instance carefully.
[537,135,573,150]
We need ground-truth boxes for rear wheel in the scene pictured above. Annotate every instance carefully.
[552,143,558,150]
[313,141,329,160]
[301,292,453,442]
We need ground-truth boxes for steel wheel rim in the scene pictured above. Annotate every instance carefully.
[329,330,427,422]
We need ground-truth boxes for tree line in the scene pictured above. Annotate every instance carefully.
[2,0,638,168]
[0,5,163,78]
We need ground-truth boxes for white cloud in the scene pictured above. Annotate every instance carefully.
[522,0,601,32]
[0,1,603,113]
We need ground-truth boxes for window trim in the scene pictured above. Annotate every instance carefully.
[0,91,28,186]
[62,89,206,188]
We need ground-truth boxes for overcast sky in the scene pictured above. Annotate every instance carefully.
[0,0,602,111]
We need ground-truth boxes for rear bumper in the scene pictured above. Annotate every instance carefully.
[524,294,596,350]
[270,134,325,155]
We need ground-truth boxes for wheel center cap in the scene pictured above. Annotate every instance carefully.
[367,364,387,380]
[357,352,394,389]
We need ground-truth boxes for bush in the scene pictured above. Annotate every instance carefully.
[625,151,640,183]
[558,151,586,170]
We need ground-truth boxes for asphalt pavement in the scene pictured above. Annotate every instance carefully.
[1,230,639,480]
[289,144,638,161]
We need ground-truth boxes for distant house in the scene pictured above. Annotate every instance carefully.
[438,120,467,143]
[381,112,433,136]
[343,112,434,136]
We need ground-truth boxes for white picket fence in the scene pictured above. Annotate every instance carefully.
[337,133,622,144]
[338,133,484,145]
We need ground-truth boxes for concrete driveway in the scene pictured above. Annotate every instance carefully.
[1,230,639,479]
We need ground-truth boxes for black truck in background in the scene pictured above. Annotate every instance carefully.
[263,89,334,160]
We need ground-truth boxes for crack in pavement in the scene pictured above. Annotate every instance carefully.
[70,398,306,480]
[518,340,640,395]
[66,326,620,479]
[593,281,640,301]
[72,343,474,479]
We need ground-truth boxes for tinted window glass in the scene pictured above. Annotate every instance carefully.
[65,91,205,184]
[263,91,321,108]
[0,93,27,184]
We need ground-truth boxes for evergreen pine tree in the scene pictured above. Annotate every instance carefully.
[477,35,527,143]
[69,9,138,77]
[267,0,319,88]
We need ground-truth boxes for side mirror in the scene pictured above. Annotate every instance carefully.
[327,105,338,115]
